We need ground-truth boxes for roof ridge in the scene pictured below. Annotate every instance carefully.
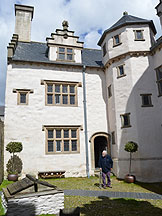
[83,47,101,51]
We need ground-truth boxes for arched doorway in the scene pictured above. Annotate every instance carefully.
[94,136,107,168]
[89,132,111,170]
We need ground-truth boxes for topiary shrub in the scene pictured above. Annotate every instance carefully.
[124,141,138,175]
[6,142,23,174]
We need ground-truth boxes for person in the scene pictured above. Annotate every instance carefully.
[99,150,113,189]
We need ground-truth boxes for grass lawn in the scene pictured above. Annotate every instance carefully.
[0,176,162,216]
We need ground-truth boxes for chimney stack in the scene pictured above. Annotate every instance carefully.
[156,0,162,30]
[14,4,34,42]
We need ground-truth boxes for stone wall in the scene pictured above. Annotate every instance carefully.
[0,120,4,184]
[1,190,64,216]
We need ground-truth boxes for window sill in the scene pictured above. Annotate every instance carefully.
[134,39,145,41]
[113,42,122,48]
[46,151,80,155]
[46,104,78,107]
[117,74,126,79]
[121,125,132,129]
[141,105,153,107]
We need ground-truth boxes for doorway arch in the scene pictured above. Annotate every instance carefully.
[89,132,111,170]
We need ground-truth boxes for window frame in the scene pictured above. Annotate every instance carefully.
[108,85,112,98]
[134,30,145,41]
[113,34,122,47]
[13,89,33,105]
[120,113,131,128]
[117,64,126,78]
[140,94,153,107]
[45,126,80,154]
[103,43,107,57]
[156,66,162,97]
[57,46,74,61]
[45,81,78,106]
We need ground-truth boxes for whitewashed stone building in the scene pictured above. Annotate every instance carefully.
[4,1,162,182]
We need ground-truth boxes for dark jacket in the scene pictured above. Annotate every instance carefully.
[99,154,113,173]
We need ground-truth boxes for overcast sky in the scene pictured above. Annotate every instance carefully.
[0,0,161,106]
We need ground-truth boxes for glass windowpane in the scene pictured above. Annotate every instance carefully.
[70,95,75,105]
[48,130,53,138]
[70,86,75,93]
[62,85,68,93]
[136,31,143,40]
[72,140,77,151]
[55,85,60,93]
[63,95,68,104]
[67,48,72,53]
[71,130,77,138]
[119,65,124,76]
[55,95,60,104]
[48,141,53,152]
[158,82,162,95]
[67,54,73,60]
[64,140,69,151]
[47,94,53,104]
[47,84,53,92]
[123,115,129,126]
[64,130,69,138]
[20,93,26,104]
[59,53,65,60]
[59,47,65,52]
[56,130,61,138]
[56,140,61,152]
[115,35,120,44]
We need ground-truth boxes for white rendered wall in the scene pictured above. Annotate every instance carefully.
[4,63,107,177]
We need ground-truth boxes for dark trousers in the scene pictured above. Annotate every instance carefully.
[102,171,111,186]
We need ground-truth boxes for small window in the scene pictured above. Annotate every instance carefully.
[46,81,77,106]
[120,113,131,128]
[117,65,125,78]
[156,66,162,96]
[134,30,144,41]
[45,126,80,154]
[58,47,74,61]
[13,89,33,105]
[113,34,121,47]
[111,131,115,144]
[141,94,153,107]
[103,43,107,57]
[108,85,112,98]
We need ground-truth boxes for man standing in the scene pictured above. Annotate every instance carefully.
[99,150,113,189]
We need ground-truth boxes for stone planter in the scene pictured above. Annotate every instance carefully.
[7,174,18,181]
[124,174,136,183]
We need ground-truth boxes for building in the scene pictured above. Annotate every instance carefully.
[0,106,5,121]
[4,1,162,182]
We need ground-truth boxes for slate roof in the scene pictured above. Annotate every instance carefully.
[98,14,157,46]
[12,42,103,68]
[0,106,4,116]
[150,36,162,51]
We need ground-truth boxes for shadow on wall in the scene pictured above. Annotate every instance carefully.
[67,196,162,216]
[119,55,162,182]
[6,202,36,216]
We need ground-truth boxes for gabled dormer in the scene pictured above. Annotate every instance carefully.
[46,21,84,63]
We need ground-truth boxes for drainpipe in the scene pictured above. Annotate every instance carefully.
[82,65,90,178]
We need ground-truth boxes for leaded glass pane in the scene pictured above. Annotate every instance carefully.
[67,48,72,53]
[64,130,69,138]
[56,130,61,138]
[142,95,150,105]
[71,130,77,138]
[48,130,53,138]
[70,86,75,93]
[55,94,60,104]
[47,84,53,92]
[72,140,77,151]
[119,65,124,76]
[48,141,53,152]
[20,93,26,104]
[59,53,65,60]
[115,35,120,44]
[63,95,68,104]
[67,54,73,60]
[47,94,53,104]
[136,31,143,40]
[70,95,75,105]
[64,140,69,151]
[55,85,60,93]
[56,140,61,152]
[62,85,68,93]
[59,47,65,52]
[123,115,129,126]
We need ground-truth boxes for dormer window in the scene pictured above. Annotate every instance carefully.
[113,34,121,47]
[58,47,74,61]
[134,30,144,41]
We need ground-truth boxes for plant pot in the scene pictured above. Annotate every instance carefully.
[124,174,135,183]
[7,174,18,181]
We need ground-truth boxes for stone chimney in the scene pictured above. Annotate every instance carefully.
[156,0,162,30]
[14,4,34,42]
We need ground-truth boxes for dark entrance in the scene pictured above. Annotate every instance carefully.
[94,136,107,168]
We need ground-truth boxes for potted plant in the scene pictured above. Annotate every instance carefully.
[124,141,138,183]
[6,142,23,181]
